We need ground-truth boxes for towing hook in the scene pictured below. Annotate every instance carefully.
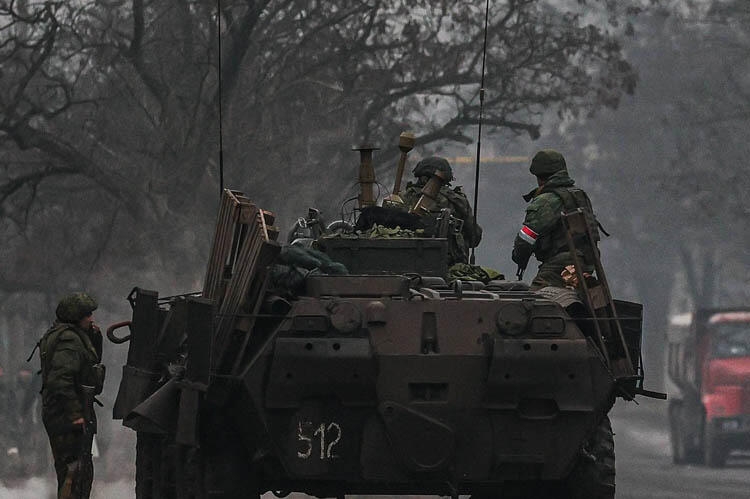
[106,321,132,344]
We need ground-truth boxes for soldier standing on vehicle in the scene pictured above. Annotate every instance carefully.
[401,156,483,264]
[36,293,105,499]
[512,150,601,290]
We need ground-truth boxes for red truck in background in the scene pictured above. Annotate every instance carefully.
[667,308,750,467]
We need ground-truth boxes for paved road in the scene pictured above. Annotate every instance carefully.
[612,397,750,499]
[3,398,750,498]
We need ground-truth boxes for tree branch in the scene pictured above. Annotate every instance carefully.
[124,0,169,109]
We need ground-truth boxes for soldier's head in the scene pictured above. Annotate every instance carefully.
[56,292,97,328]
[412,156,454,186]
[529,150,566,185]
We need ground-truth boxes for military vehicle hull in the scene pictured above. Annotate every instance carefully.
[112,275,634,499]
[109,184,650,499]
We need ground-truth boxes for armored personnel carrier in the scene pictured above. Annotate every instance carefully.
[108,136,658,499]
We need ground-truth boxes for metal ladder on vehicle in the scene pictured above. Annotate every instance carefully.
[561,209,635,377]
[561,209,667,400]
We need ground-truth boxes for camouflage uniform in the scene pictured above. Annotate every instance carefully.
[512,151,599,290]
[38,293,104,499]
[401,156,483,264]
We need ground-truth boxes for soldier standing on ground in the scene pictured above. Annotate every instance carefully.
[512,150,601,290]
[401,156,483,264]
[37,293,105,499]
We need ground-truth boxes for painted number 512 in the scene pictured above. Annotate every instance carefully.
[297,421,342,460]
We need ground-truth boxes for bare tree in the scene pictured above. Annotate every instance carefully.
[0,0,647,318]
[658,0,750,307]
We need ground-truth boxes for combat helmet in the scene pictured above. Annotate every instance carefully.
[530,150,567,177]
[56,292,98,323]
[413,156,454,182]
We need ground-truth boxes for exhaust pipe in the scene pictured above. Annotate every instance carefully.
[353,144,379,209]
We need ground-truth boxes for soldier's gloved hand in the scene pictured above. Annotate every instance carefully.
[512,247,531,269]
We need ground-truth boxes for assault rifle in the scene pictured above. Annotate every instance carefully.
[61,385,96,499]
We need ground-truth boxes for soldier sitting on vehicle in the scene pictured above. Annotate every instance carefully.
[401,156,483,264]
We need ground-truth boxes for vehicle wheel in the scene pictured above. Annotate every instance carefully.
[135,432,156,499]
[670,404,693,464]
[703,424,727,468]
[179,413,260,499]
[136,433,177,499]
[669,404,684,464]
[669,403,702,464]
[175,444,205,499]
[670,420,686,464]
[565,415,615,499]
[202,432,260,498]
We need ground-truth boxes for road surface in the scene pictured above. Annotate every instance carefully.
[612,397,750,498]
[2,398,749,498]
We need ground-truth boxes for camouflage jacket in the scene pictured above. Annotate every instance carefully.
[512,171,597,269]
[39,322,103,436]
[402,182,483,263]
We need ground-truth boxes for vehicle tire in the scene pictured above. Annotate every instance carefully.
[176,413,259,499]
[136,433,178,499]
[202,430,260,498]
[175,444,206,499]
[670,404,695,465]
[670,423,686,464]
[669,403,703,464]
[669,404,685,464]
[703,424,727,468]
[565,415,616,499]
[135,433,156,499]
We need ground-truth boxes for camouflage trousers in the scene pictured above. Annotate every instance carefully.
[529,254,570,290]
[48,431,93,499]
[529,252,593,291]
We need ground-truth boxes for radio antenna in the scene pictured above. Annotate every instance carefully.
[470,0,490,265]
[217,0,225,197]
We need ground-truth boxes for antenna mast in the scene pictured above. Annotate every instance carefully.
[217,0,225,197]
[470,0,490,265]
